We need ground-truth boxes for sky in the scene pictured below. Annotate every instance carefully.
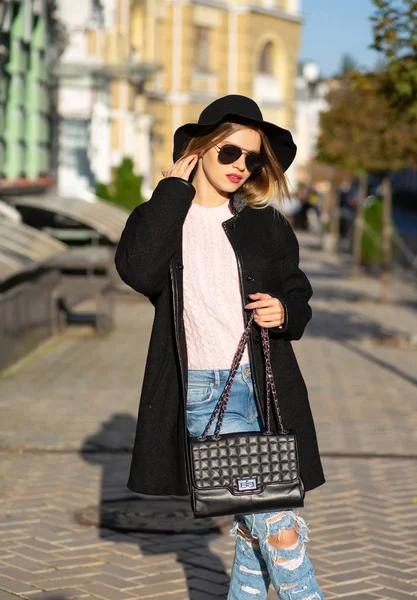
[299,0,381,78]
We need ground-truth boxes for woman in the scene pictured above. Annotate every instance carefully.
[115,95,325,599]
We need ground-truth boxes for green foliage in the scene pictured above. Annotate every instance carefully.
[361,196,397,263]
[370,0,417,116]
[338,54,360,77]
[362,197,384,263]
[95,157,143,212]
[316,75,417,173]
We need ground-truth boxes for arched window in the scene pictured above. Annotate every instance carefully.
[254,41,281,104]
[258,42,274,75]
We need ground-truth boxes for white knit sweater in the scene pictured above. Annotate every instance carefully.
[182,200,250,370]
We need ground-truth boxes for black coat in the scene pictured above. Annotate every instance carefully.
[114,177,325,496]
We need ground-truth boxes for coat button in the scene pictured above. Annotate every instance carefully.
[176,263,184,270]
[246,275,254,282]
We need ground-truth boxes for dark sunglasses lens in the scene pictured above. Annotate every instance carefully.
[246,154,265,174]
[218,145,242,164]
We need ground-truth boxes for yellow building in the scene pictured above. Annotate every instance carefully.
[56,0,158,197]
[129,0,302,193]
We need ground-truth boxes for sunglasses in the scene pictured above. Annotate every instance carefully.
[215,144,266,175]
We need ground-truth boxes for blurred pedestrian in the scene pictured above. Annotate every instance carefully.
[115,95,325,599]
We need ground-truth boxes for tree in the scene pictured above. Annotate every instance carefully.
[95,157,143,212]
[338,53,359,77]
[316,75,417,300]
[370,0,417,117]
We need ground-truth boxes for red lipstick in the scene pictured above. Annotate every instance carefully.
[226,174,242,183]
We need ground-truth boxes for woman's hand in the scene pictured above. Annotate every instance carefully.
[161,154,199,181]
[244,292,285,328]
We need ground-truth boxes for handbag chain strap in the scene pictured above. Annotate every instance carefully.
[198,309,288,441]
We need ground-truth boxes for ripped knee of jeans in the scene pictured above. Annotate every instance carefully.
[229,520,260,554]
[263,510,310,569]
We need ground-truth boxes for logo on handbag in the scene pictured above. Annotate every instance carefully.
[237,478,257,492]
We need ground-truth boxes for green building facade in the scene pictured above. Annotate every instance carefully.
[0,0,52,183]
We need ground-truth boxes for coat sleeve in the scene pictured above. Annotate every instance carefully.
[114,177,196,297]
[270,221,313,340]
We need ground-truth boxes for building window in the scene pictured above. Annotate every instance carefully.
[91,0,104,28]
[60,118,90,169]
[195,26,210,72]
[258,42,274,75]
[254,41,281,104]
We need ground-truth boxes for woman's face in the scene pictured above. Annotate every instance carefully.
[198,127,262,193]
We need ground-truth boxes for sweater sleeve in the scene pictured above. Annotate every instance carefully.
[114,177,196,297]
[270,221,313,340]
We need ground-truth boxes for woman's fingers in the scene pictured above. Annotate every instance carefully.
[244,294,285,326]
[184,154,199,176]
[162,154,198,179]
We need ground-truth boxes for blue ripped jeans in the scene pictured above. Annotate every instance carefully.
[187,363,325,600]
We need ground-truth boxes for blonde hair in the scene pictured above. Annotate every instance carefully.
[179,122,291,210]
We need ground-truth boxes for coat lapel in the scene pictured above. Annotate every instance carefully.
[229,190,248,215]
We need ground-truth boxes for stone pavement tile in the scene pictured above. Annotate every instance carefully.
[133,553,179,564]
[98,566,141,581]
[370,576,417,595]
[0,591,26,600]
[323,580,384,597]
[101,546,144,559]
[11,547,61,564]
[184,547,227,560]
[31,578,93,591]
[52,558,109,570]
[78,584,137,600]
[154,595,189,600]
[364,564,417,579]
[0,529,37,541]
[337,596,387,600]
[323,570,380,585]
[50,541,105,553]
[37,569,102,581]
[29,528,78,544]
[187,578,227,596]
[97,555,144,570]
[179,556,229,574]
[20,589,89,600]
[131,564,184,578]
[93,575,144,592]
[143,540,206,555]
[186,592,219,600]
[0,568,56,584]
[319,550,376,566]
[0,558,54,574]
[127,572,185,587]
[366,558,417,572]
[14,541,61,554]
[128,581,188,598]
[183,567,229,585]
[0,577,40,595]
[370,593,417,600]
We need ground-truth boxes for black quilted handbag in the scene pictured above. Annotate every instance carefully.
[188,309,305,518]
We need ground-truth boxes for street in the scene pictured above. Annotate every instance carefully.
[0,232,416,600]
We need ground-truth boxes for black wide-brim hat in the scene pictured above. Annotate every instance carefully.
[173,94,296,172]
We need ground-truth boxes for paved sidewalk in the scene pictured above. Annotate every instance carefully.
[0,232,416,600]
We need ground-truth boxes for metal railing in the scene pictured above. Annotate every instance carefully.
[0,271,60,371]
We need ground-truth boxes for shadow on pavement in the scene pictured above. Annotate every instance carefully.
[81,414,230,599]
[343,342,417,387]
[311,282,417,308]
[305,308,417,387]
[305,306,396,342]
